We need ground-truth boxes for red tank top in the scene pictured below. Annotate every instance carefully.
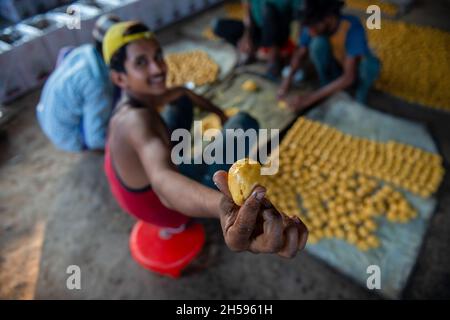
[104,143,189,228]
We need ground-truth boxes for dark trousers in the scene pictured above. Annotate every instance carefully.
[213,3,291,48]
[160,96,260,189]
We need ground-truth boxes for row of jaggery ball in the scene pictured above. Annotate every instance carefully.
[261,117,444,251]
[278,117,444,198]
[367,20,450,111]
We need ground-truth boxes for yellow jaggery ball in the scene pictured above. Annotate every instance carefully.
[367,235,380,248]
[356,240,370,252]
[201,113,222,132]
[228,158,262,206]
[201,107,241,136]
[308,234,319,244]
[278,100,288,110]
[334,228,345,239]
[241,80,259,92]
[346,232,358,244]
[324,227,334,238]
[364,219,378,232]
[357,226,370,238]
[225,107,240,117]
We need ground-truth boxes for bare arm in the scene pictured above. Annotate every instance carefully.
[127,112,221,218]
[238,2,255,54]
[278,46,308,97]
[242,2,252,28]
[288,56,358,111]
[288,47,308,79]
[308,56,357,104]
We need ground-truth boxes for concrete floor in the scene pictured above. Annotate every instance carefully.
[1,1,450,299]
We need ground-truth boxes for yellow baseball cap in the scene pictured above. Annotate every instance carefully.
[102,21,154,65]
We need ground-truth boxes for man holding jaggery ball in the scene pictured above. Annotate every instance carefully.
[278,0,381,111]
[102,21,308,275]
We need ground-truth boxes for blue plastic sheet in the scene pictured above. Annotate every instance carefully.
[304,92,439,299]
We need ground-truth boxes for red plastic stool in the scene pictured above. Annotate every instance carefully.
[258,39,296,60]
[129,221,205,278]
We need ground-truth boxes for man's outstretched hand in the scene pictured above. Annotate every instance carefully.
[213,171,308,258]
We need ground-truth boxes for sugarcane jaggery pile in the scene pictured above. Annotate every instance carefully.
[166,50,219,87]
[262,117,444,251]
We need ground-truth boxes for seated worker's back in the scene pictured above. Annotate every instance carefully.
[37,43,113,152]
[36,14,121,152]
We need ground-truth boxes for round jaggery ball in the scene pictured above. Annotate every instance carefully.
[278,100,288,110]
[228,158,263,206]
[241,80,259,92]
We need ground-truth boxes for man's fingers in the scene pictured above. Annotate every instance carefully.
[213,170,232,198]
[277,216,309,258]
[237,186,265,225]
[261,197,274,209]
[278,225,299,258]
[248,209,284,253]
[227,186,265,248]
[261,209,284,251]
[294,217,309,251]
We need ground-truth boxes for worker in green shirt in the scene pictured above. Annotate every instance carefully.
[213,0,303,80]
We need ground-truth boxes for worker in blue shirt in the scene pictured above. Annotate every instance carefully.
[36,14,120,152]
[278,0,381,110]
